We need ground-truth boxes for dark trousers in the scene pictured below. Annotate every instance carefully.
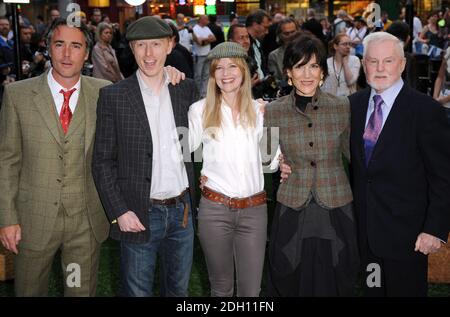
[361,242,428,297]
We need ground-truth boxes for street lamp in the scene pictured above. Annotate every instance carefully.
[124,0,146,5]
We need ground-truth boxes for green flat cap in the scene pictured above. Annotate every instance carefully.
[207,42,248,60]
[126,16,173,41]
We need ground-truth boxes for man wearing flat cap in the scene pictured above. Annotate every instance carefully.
[92,16,199,296]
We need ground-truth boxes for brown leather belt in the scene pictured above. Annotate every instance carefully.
[151,188,189,206]
[201,186,266,209]
[151,188,190,228]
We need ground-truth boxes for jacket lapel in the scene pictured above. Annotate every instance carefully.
[354,88,371,165]
[168,84,183,129]
[127,74,152,142]
[32,73,63,148]
[82,76,97,156]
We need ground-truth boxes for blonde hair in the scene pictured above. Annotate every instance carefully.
[202,57,255,139]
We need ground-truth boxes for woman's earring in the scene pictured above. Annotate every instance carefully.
[319,75,324,87]
[288,77,292,86]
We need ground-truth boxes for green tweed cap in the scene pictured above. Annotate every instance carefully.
[126,16,173,41]
[207,42,248,60]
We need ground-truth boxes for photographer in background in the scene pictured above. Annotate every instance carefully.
[228,23,277,99]
[21,27,50,78]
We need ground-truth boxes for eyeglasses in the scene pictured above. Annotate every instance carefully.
[282,30,297,37]
[339,42,353,47]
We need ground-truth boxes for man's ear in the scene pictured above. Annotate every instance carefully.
[129,41,134,53]
[166,37,173,55]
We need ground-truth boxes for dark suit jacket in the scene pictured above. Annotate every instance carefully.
[349,85,450,260]
[92,73,199,243]
[249,34,268,76]
[165,43,194,79]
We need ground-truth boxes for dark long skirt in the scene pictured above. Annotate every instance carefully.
[266,200,360,297]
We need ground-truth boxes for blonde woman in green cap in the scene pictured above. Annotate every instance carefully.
[189,42,268,297]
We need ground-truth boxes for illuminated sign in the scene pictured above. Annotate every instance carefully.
[194,5,205,15]
[206,5,216,15]
[124,0,146,5]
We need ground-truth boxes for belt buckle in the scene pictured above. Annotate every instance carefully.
[223,196,231,208]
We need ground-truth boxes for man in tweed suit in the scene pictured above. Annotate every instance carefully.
[92,17,199,296]
[0,19,110,296]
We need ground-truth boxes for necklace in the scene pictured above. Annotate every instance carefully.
[332,57,343,88]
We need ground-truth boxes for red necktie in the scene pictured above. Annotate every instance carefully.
[59,88,76,134]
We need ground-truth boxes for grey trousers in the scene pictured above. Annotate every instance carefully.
[198,197,267,297]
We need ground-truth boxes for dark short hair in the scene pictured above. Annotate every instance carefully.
[209,15,217,24]
[227,23,246,41]
[283,34,328,78]
[386,21,410,43]
[46,18,93,51]
[245,9,269,28]
[276,18,298,37]
[167,21,179,43]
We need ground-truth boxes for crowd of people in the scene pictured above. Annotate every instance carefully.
[0,6,449,298]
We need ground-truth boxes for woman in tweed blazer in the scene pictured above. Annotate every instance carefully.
[264,35,359,296]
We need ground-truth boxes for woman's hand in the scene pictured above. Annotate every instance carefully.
[256,98,268,114]
[199,175,208,189]
[279,154,292,183]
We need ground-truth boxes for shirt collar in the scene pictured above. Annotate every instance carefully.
[369,78,404,109]
[47,68,81,93]
[136,68,169,95]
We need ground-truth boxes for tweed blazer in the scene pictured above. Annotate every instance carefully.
[92,73,199,244]
[0,72,111,250]
[264,88,352,209]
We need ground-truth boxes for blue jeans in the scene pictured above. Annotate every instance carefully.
[120,194,194,297]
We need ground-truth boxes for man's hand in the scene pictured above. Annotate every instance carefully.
[117,211,146,233]
[251,73,260,87]
[279,154,292,183]
[414,232,442,255]
[0,224,21,254]
[164,66,185,85]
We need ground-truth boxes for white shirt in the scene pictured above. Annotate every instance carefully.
[47,68,81,115]
[178,28,192,53]
[252,39,264,80]
[346,26,367,43]
[192,24,213,56]
[322,56,361,97]
[189,98,265,198]
[136,70,189,199]
[365,78,404,129]
[413,16,423,40]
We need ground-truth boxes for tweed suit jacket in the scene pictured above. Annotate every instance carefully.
[0,72,111,251]
[264,89,352,209]
[92,73,199,243]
